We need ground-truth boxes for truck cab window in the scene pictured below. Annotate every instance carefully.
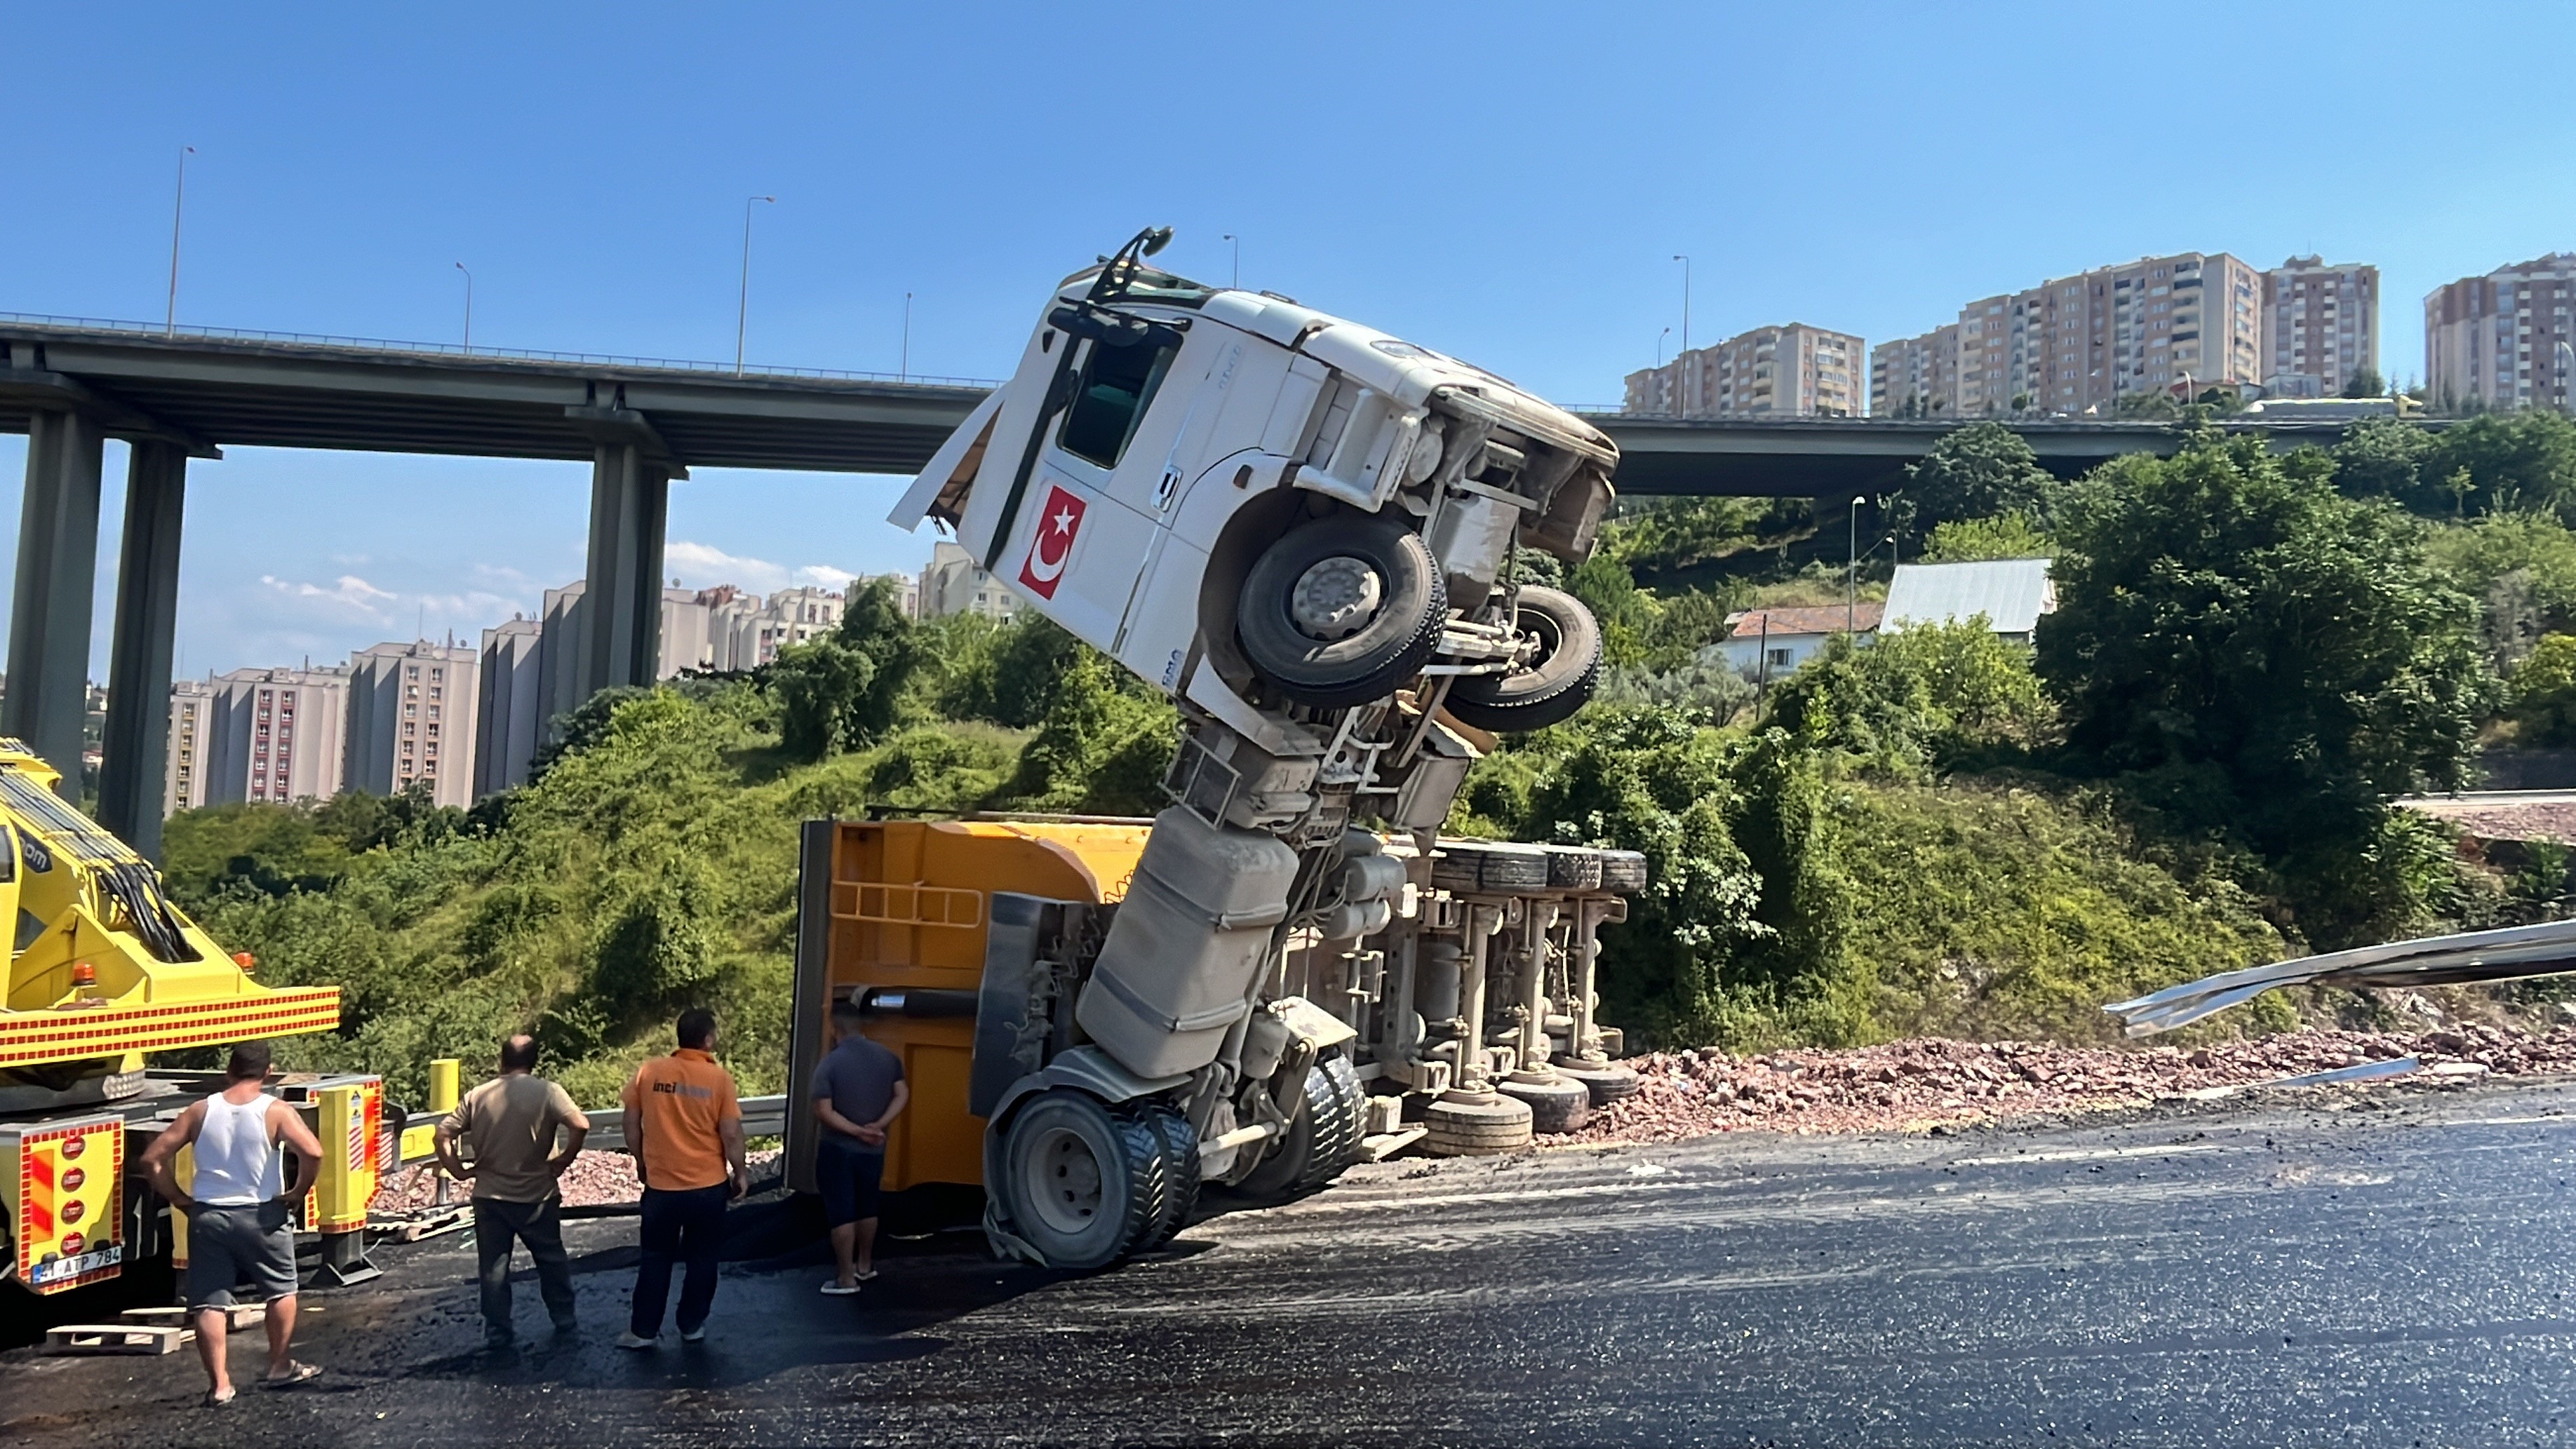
[1058,339,1177,469]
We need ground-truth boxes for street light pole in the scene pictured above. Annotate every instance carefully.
[165,145,196,336]
[1657,325,1671,368]
[1671,254,1691,358]
[901,291,913,382]
[1847,496,1860,635]
[1222,234,1240,289]
[453,262,473,353]
[736,194,775,377]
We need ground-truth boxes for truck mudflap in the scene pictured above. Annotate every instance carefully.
[1,1114,125,1294]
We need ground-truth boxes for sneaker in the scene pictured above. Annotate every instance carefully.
[680,1325,706,1343]
[820,1280,861,1296]
[616,1331,655,1351]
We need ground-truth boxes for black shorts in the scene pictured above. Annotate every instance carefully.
[817,1135,885,1227]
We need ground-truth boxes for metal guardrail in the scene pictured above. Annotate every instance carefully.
[570,1093,789,1153]
[0,311,1001,391]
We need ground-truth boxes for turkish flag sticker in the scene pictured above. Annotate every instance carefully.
[1018,485,1087,600]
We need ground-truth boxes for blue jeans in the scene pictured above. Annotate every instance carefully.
[629,1184,728,1337]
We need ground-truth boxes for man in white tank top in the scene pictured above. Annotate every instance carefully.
[141,1041,328,1407]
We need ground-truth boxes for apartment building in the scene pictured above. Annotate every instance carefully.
[199,665,351,807]
[345,640,481,808]
[2261,257,2380,398]
[1870,323,1960,417]
[163,679,213,815]
[2426,254,2576,413]
[474,618,544,798]
[1874,252,2269,417]
[920,540,1024,620]
[1621,323,1867,418]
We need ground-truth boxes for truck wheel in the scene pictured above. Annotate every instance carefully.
[1445,586,1600,732]
[1500,1076,1592,1134]
[1557,1063,1642,1106]
[1422,1095,1534,1156]
[1235,1056,1364,1198]
[1237,517,1447,709]
[1132,1103,1201,1251]
[997,1091,1167,1271]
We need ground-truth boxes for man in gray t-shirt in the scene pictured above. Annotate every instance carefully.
[810,999,908,1294]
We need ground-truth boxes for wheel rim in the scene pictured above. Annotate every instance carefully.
[1021,1124,1106,1236]
[1513,607,1563,675]
[1289,556,1385,642]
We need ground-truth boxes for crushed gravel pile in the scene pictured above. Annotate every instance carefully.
[373,1147,784,1214]
[1576,1023,2576,1144]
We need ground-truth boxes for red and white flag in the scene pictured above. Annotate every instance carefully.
[1017,485,1086,600]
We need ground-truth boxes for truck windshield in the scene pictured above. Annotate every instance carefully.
[1059,339,1178,469]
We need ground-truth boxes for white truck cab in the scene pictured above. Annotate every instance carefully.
[892,228,1617,756]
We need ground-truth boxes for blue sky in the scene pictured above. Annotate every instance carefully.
[6,1,2575,676]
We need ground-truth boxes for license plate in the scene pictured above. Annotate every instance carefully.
[29,1246,122,1286]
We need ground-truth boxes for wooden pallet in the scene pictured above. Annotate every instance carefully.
[370,1205,472,1243]
[1358,1126,1430,1162]
[120,1303,263,1330]
[45,1323,188,1356]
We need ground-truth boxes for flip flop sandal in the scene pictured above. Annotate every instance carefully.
[204,1389,238,1408]
[262,1362,323,1389]
[854,1269,879,1281]
[819,1281,861,1296]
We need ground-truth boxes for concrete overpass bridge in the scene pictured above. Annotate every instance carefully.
[0,312,2387,850]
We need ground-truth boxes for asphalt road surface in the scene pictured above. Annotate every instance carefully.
[9,1081,2576,1448]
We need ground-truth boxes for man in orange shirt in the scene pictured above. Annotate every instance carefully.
[617,1009,747,1349]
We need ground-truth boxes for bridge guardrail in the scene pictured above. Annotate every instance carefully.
[570,1093,790,1153]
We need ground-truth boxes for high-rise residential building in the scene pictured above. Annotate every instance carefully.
[1870,252,2268,417]
[920,540,1024,620]
[200,665,351,807]
[737,586,845,666]
[163,679,213,816]
[2261,256,2379,398]
[344,640,480,808]
[2426,254,2576,413]
[474,618,544,799]
[1870,323,1960,417]
[1622,323,1866,418]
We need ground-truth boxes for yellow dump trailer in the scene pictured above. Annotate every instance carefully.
[784,817,1150,1195]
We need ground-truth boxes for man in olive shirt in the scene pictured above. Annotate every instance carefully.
[436,1034,589,1348]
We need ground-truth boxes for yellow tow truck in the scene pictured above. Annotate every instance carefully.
[0,739,351,1298]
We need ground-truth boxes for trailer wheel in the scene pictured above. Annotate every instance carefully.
[1234,1056,1365,1199]
[1500,1076,1591,1134]
[1445,586,1600,732]
[1422,1095,1534,1157]
[1556,1063,1642,1107]
[1237,517,1447,709]
[1132,1103,1201,1251]
[996,1091,1166,1271]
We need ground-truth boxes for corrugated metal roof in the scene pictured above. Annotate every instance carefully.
[1882,559,2055,635]
[1724,604,1884,638]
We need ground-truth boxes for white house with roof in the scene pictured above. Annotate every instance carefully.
[1715,602,1884,677]
[1881,558,2055,641]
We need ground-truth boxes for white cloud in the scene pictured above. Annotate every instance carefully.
[259,574,398,619]
[665,540,862,597]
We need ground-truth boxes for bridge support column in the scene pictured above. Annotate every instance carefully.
[578,442,670,699]
[4,410,105,799]
[98,442,187,856]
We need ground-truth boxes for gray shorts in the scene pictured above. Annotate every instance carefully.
[185,1199,300,1309]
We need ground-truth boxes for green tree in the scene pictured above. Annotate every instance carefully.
[2035,431,2497,944]
[768,579,926,760]
[2511,633,2576,746]
[1765,621,2055,777]
[2431,411,2576,520]
[1918,511,2053,563]
[2328,416,2438,506]
[1901,423,2056,537]
[2341,365,2386,400]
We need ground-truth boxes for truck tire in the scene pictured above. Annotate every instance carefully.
[1446,586,1601,733]
[997,1090,1167,1271]
[1132,1103,1201,1251]
[1237,517,1447,709]
[1501,1076,1591,1134]
[1235,1056,1364,1198]
[1422,1095,1533,1156]
[1599,849,1649,894]
[1557,1063,1642,1106]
